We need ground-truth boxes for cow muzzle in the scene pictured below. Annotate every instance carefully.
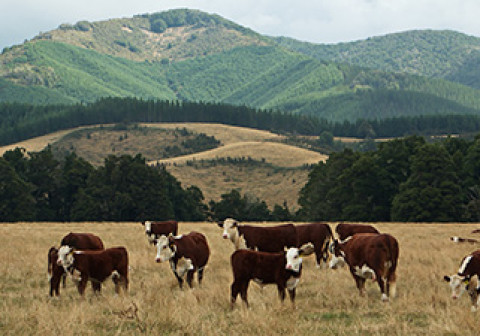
[286,264,293,270]
[222,234,228,239]
[155,258,162,263]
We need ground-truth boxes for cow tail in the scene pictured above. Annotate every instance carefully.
[386,235,399,298]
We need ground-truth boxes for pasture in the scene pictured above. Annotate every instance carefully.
[1,221,479,335]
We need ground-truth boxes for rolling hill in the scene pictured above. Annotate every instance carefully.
[1,9,480,123]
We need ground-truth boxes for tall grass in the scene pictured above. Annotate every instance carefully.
[1,222,479,335]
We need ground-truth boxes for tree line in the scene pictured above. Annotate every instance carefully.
[2,97,480,146]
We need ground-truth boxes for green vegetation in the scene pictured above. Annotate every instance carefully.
[298,135,480,222]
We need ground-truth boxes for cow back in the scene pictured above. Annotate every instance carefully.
[239,224,298,252]
[150,221,178,236]
[335,223,379,241]
[343,233,398,268]
[174,232,210,268]
[61,232,104,250]
[296,223,332,246]
[73,247,128,282]
[231,249,285,284]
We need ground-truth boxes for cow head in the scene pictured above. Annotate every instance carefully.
[57,245,75,270]
[218,218,239,241]
[444,274,470,300]
[155,235,176,263]
[285,243,315,272]
[328,239,346,269]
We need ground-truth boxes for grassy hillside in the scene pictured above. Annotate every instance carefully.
[274,30,480,89]
[1,9,480,122]
[1,221,480,335]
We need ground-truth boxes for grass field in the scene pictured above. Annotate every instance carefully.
[1,221,480,335]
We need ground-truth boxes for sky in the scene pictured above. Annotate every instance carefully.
[2,0,480,50]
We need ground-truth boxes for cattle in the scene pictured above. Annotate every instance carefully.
[335,223,379,242]
[329,233,399,302]
[57,246,129,296]
[444,250,480,311]
[155,232,210,289]
[230,244,314,309]
[47,247,65,297]
[217,218,298,252]
[450,236,479,244]
[296,223,333,268]
[48,232,104,296]
[142,220,178,244]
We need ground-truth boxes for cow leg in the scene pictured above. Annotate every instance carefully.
[62,271,67,288]
[240,281,250,308]
[376,273,388,302]
[91,281,101,294]
[354,275,366,297]
[230,280,242,309]
[288,288,296,304]
[174,272,184,289]
[277,285,286,302]
[77,276,88,296]
[387,271,397,298]
[186,270,195,288]
[198,267,205,286]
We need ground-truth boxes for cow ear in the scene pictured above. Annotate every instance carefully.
[232,221,238,227]
[217,221,224,228]
[444,275,451,282]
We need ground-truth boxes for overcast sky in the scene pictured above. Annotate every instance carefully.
[2,0,480,50]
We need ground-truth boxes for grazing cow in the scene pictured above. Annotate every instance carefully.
[57,246,129,296]
[296,223,333,268]
[217,218,298,252]
[142,220,178,244]
[48,232,104,296]
[230,244,314,308]
[329,233,399,301]
[450,236,479,244]
[335,223,379,242]
[472,229,480,234]
[47,247,65,297]
[444,250,480,311]
[155,232,210,289]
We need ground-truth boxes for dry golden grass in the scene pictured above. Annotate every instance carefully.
[1,221,480,335]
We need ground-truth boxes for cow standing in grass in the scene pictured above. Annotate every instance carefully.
[335,223,379,242]
[155,232,210,289]
[329,233,399,301]
[296,223,333,268]
[217,218,298,252]
[142,220,178,244]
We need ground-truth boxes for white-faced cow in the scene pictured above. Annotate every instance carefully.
[296,223,333,268]
[329,233,399,302]
[335,223,379,242]
[444,250,480,311]
[230,244,314,309]
[48,232,104,296]
[57,246,129,296]
[155,232,210,289]
[142,220,178,244]
[217,218,298,252]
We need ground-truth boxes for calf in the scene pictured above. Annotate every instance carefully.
[218,218,298,252]
[296,223,333,268]
[329,233,399,301]
[155,232,210,289]
[230,244,314,308]
[335,223,379,242]
[444,250,480,311]
[49,232,104,296]
[57,246,129,296]
[142,220,178,244]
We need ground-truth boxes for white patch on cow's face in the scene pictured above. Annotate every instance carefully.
[57,246,74,269]
[329,252,346,269]
[445,274,468,299]
[354,265,376,279]
[144,221,152,233]
[285,248,303,273]
[155,235,175,263]
[459,255,473,274]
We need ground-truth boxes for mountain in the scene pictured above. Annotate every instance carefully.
[274,30,480,89]
[1,9,480,122]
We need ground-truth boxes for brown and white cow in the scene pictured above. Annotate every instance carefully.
[57,246,129,296]
[329,233,399,301]
[444,250,480,311]
[217,218,298,252]
[155,232,210,289]
[230,244,314,309]
[48,232,104,296]
[450,236,479,244]
[335,223,379,242]
[296,223,333,268]
[142,220,178,244]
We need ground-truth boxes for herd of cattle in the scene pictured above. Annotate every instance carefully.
[47,219,480,310]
